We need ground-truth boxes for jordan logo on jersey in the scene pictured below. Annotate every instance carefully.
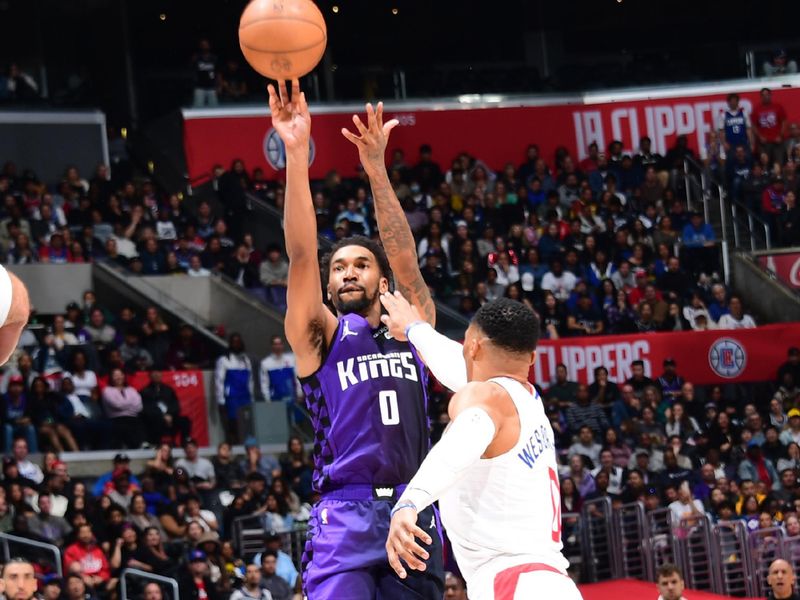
[341,321,358,341]
[336,351,419,391]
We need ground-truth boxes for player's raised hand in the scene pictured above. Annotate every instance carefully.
[341,102,399,173]
[380,291,423,341]
[267,79,311,152]
[386,507,431,579]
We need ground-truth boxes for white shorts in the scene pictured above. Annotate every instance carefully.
[471,564,583,600]
[511,570,583,599]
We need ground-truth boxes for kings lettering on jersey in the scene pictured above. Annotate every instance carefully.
[300,314,430,493]
[336,351,419,391]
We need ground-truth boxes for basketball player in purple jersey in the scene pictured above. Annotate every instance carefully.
[267,80,444,600]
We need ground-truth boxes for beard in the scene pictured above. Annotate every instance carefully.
[333,285,377,315]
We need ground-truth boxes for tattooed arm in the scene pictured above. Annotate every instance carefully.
[342,103,436,326]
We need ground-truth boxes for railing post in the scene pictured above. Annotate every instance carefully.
[684,159,692,212]
[748,214,756,252]
[722,241,731,285]
[765,223,772,251]
[718,184,728,243]
[700,170,711,224]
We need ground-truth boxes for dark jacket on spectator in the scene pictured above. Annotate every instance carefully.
[565,402,609,437]
[178,571,222,600]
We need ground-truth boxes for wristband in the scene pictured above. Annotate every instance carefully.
[404,320,428,340]
[390,501,417,518]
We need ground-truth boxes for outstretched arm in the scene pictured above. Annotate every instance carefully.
[342,103,436,326]
[269,81,338,376]
[379,291,467,392]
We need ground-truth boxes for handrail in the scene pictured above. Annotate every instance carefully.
[94,259,227,350]
[121,568,180,600]
[0,532,63,577]
[683,153,772,252]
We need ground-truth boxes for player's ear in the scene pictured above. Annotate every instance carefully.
[468,337,480,360]
[529,350,537,366]
[379,276,389,294]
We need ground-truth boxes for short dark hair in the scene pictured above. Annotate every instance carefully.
[632,360,644,368]
[472,298,539,354]
[261,548,278,560]
[320,236,393,290]
[1,557,33,577]
[657,563,683,581]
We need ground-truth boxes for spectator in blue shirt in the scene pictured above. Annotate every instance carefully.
[681,212,718,277]
[251,531,299,591]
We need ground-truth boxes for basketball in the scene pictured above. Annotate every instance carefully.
[238,0,327,81]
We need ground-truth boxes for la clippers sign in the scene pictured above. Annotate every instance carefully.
[528,324,800,386]
[182,76,800,182]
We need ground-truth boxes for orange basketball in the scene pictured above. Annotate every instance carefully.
[238,0,327,80]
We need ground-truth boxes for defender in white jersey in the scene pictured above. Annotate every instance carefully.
[381,293,582,600]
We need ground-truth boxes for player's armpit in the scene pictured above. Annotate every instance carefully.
[284,261,337,377]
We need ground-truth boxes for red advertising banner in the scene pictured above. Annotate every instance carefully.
[758,252,800,289]
[99,370,210,446]
[529,323,800,386]
[183,77,800,183]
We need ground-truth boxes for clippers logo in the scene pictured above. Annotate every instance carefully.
[709,338,746,379]
[263,128,316,171]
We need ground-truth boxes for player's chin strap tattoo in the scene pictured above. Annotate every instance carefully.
[394,406,496,514]
[405,321,468,393]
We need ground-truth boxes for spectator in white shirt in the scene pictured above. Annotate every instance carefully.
[65,351,97,399]
[717,296,757,329]
[12,438,43,484]
[541,258,577,302]
[668,482,705,532]
[187,255,211,277]
[491,251,519,288]
[51,315,78,351]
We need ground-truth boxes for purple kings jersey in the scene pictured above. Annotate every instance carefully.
[300,313,430,493]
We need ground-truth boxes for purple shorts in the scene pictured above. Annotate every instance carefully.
[301,485,444,600]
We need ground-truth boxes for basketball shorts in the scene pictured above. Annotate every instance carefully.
[301,485,444,600]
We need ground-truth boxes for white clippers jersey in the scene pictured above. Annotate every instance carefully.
[439,376,568,597]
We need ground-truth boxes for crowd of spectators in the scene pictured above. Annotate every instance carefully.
[552,347,800,560]
[0,85,798,596]
[0,434,314,600]
[712,88,800,247]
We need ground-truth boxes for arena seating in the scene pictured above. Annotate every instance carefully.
[1,86,799,598]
